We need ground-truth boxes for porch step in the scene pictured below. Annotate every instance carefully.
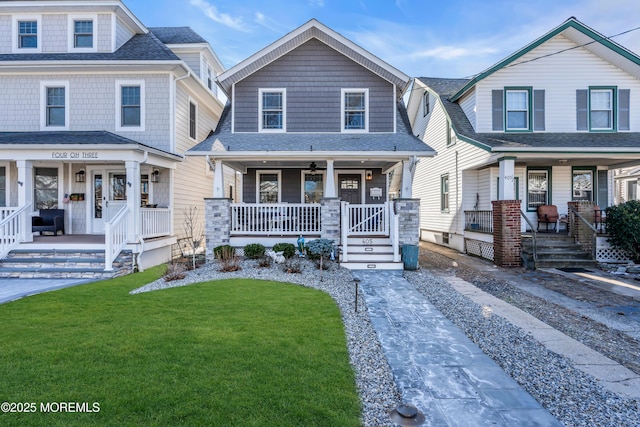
[340,236,403,270]
[0,249,133,279]
[340,261,404,270]
[522,234,596,270]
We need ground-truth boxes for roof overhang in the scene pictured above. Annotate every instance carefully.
[216,19,410,98]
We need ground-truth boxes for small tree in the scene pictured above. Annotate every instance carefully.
[605,200,640,262]
[305,238,335,279]
[182,206,205,270]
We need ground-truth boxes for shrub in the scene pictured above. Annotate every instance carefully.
[305,238,335,261]
[273,243,296,259]
[164,262,187,282]
[216,246,241,272]
[213,244,234,260]
[283,259,302,274]
[605,200,640,262]
[257,257,272,268]
[244,243,265,259]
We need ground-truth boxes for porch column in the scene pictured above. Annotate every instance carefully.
[204,197,231,261]
[492,200,521,267]
[395,198,420,246]
[568,201,595,255]
[213,159,225,198]
[17,160,33,242]
[498,157,516,200]
[320,197,341,245]
[400,158,416,198]
[324,160,336,198]
[125,161,140,243]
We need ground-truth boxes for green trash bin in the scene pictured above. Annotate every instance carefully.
[401,244,419,270]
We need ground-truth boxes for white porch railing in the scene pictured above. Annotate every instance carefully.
[389,202,400,262]
[346,202,389,235]
[230,203,321,235]
[0,204,30,259]
[139,207,171,239]
[104,205,128,271]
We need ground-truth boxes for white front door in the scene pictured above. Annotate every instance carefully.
[90,169,127,234]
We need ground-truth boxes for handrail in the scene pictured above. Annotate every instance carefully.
[390,202,400,262]
[568,206,598,260]
[104,205,129,271]
[0,204,31,259]
[341,201,349,262]
[520,209,537,269]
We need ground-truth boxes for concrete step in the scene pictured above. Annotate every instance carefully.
[347,236,391,246]
[340,261,403,270]
[533,258,598,269]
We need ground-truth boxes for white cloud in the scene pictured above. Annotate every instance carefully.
[189,0,248,32]
[254,12,289,33]
[411,46,498,60]
[308,0,324,6]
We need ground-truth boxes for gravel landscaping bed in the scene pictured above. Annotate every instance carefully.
[132,259,401,427]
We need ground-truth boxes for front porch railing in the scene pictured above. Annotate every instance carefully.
[105,205,128,271]
[139,207,171,239]
[464,210,493,233]
[347,202,389,235]
[230,203,321,235]
[0,204,30,259]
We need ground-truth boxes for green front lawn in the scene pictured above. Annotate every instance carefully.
[0,267,361,426]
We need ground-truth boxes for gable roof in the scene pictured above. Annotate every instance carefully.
[418,77,640,153]
[450,17,640,101]
[187,101,434,158]
[216,19,410,98]
[149,27,208,45]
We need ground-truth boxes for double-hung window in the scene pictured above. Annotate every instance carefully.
[74,20,93,48]
[590,88,613,131]
[68,15,96,51]
[116,81,145,131]
[423,92,430,116]
[342,89,368,132]
[40,81,69,130]
[572,168,595,201]
[18,20,38,49]
[259,89,285,132]
[505,88,531,131]
[441,174,450,212]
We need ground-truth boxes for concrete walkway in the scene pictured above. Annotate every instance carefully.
[0,278,93,304]
[354,270,561,427]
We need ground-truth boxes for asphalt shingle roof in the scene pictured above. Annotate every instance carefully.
[188,101,435,154]
[417,77,640,151]
[149,27,208,45]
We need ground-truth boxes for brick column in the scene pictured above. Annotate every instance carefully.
[395,199,420,246]
[568,201,595,254]
[204,198,231,261]
[492,200,522,267]
[320,197,341,245]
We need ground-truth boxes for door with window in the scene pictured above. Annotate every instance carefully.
[339,174,361,204]
[90,169,126,233]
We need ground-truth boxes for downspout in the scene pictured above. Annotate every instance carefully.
[455,150,460,234]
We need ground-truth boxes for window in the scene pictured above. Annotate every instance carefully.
[259,89,285,132]
[257,171,280,203]
[527,168,550,211]
[34,167,58,210]
[505,88,530,131]
[206,64,213,90]
[590,88,614,130]
[422,92,430,116]
[572,168,595,201]
[441,174,449,212]
[116,81,145,131]
[0,167,6,207]
[18,20,38,49]
[628,180,638,201]
[74,20,93,48]
[40,81,69,130]
[446,119,454,146]
[342,89,368,132]
[303,172,324,203]
[189,100,197,140]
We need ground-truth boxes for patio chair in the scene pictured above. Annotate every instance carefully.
[32,208,65,236]
[537,204,559,231]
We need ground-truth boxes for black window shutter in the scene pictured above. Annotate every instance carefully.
[619,89,630,131]
[492,90,504,131]
[576,89,588,130]
[533,90,545,131]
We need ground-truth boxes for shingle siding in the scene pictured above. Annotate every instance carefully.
[233,38,395,133]
[97,13,112,52]
[42,14,66,53]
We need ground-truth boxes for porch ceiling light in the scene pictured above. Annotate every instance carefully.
[366,170,373,181]
[75,169,85,183]
[309,162,317,173]
[151,169,160,183]
[558,159,568,164]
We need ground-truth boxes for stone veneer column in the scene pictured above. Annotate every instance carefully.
[320,197,341,245]
[395,199,420,246]
[204,198,231,261]
[568,201,595,254]
[492,200,522,267]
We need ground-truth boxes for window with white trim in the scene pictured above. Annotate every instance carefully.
[34,167,59,210]
[257,171,280,203]
[189,100,197,140]
[40,81,69,130]
[572,168,594,201]
[68,15,97,52]
[505,89,530,131]
[342,89,368,132]
[423,92,430,116]
[259,89,285,132]
[74,20,93,48]
[13,16,41,52]
[590,89,613,130]
[116,81,145,131]
[441,174,449,212]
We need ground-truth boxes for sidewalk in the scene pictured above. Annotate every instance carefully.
[354,270,561,426]
[0,278,92,304]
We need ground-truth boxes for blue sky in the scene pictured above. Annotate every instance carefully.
[124,0,640,78]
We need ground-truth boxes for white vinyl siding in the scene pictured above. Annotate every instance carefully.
[459,89,476,131]
[475,35,640,133]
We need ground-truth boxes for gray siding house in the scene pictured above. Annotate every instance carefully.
[0,0,225,276]
[188,19,435,269]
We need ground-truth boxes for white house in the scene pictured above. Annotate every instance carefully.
[407,17,640,267]
[0,0,225,276]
